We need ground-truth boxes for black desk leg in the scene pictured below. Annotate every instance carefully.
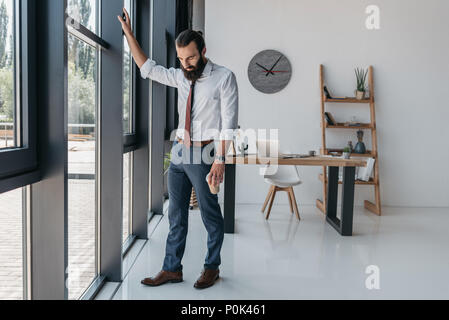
[325,166,356,236]
[224,164,236,234]
[340,166,356,236]
[326,166,339,221]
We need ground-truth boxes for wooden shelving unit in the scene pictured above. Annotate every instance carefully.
[316,65,382,216]
[325,123,374,130]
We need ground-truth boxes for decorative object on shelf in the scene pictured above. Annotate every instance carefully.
[309,150,316,157]
[347,141,354,152]
[355,67,368,100]
[354,130,367,154]
[345,116,363,127]
[342,147,351,159]
[347,122,363,127]
[248,50,292,94]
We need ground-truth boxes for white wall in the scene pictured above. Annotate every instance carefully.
[207,0,449,207]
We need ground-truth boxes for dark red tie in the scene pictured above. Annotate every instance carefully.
[184,80,196,147]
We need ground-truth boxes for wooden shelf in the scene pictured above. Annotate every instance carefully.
[319,174,376,185]
[316,199,381,215]
[324,97,373,104]
[319,64,381,216]
[325,123,373,130]
[324,149,377,158]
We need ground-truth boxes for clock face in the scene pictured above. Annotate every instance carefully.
[248,50,292,94]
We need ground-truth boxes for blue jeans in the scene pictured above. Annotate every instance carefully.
[163,140,224,272]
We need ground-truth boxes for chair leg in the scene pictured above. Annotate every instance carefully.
[288,188,301,220]
[261,185,275,213]
[266,187,277,220]
[287,190,294,214]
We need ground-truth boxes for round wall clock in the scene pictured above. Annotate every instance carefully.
[248,50,292,94]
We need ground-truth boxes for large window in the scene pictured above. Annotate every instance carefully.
[0,0,37,182]
[123,0,137,150]
[67,0,97,34]
[67,0,99,300]
[122,0,134,245]
[0,0,16,150]
[0,0,150,300]
[123,152,132,243]
[123,0,133,134]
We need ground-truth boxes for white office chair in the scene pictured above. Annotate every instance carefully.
[261,155,302,221]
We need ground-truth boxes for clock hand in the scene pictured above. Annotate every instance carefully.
[256,62,274,75]
[266,55,284,77]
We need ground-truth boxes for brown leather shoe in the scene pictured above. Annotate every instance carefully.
[141,270,183,287]
[194,269,220,289]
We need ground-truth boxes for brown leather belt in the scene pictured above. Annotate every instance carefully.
[176,138,214,147]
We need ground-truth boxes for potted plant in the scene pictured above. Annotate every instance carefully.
[342,147,351,159]
[355,67,368,100]
[164,152,171,175]
[163,152,171,199]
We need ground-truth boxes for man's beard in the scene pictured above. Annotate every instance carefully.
[181,55,207,82]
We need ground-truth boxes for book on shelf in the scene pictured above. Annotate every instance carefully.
[323,86,346,100]
[326,157,375,182]
[356,157,376,181]
[324,112,336,125]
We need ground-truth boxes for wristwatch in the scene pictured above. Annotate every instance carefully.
[215,155,226,164]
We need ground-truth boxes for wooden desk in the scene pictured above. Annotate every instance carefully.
[224,155,367,236]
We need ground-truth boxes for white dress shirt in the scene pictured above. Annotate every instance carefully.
[140,58,239,141]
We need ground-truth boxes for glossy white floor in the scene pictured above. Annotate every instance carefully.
[110,203,449,300]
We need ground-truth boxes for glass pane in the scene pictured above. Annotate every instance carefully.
[67,33,98,300]
[122,0,132,134]
[0,187,24,300]
[0,0,16,150]
[122,153,131,243]
[67,0,97,34]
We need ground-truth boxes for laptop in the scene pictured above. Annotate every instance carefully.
[256,140,313,158]
[279,153,314,159]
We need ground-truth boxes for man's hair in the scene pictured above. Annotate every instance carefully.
[176,30,205,53]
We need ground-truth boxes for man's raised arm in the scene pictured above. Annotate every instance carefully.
[117,8,148,68]
[118,8,179,87]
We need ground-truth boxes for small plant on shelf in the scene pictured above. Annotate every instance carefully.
[342,147,351,159]
[355,67,368,100]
